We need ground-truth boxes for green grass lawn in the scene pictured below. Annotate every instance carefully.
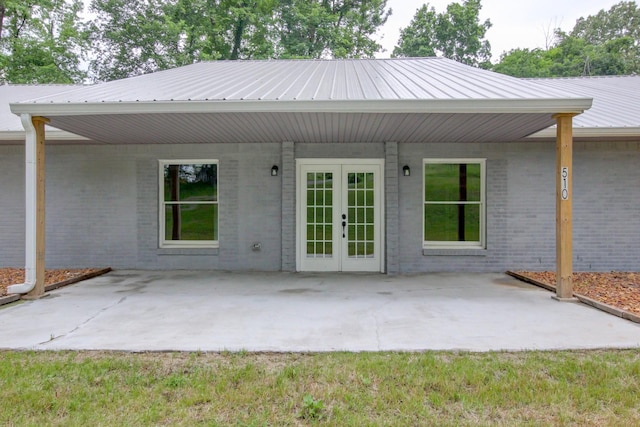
[1,350,639,425]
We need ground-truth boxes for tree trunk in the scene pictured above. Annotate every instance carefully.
[230,18,246,60]
[0,6,5,43]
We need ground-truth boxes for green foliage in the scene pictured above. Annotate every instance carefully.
[571,0,640,75]
[394,0,492,68]
[88,0,391,81]
[491,48,552,78]
[572,1,640,45]
[0,0,88,83]
[168,0,278,62]
[278,0,390,59]
[300,394,324,420]
[391,5,437,58]
[494,1,640,77]
[88,0,190,81]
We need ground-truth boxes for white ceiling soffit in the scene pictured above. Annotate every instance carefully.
[47,112,556,144]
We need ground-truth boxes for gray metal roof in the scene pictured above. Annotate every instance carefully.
[15,57,590,104]
[529,75,640,138]
[7,58,595,144]
[0,84,86,141]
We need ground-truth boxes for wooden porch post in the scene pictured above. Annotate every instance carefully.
[27,116,48,298]
[554,113,576,301]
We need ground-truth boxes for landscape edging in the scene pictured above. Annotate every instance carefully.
[0,268,112,307]
[506,271,640,324]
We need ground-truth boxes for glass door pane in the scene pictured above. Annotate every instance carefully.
[346,172,375,258]
[305,172,334,258]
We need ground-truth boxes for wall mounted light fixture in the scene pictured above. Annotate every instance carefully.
[271,165,279,176]
[402,165,411,176]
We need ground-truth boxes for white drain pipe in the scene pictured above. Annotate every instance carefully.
[8,114,38,294]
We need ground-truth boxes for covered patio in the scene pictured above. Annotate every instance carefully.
[0,271,638,352]
[8,58,592,297]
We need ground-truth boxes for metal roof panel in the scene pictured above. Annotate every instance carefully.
[14,58,587,105]
[528,75,640,134]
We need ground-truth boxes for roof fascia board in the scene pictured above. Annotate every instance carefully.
[0,130,89,141]
[10,98,593,116]
[529,126,640,139]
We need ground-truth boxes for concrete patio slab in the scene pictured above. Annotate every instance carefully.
[0,270,639,352]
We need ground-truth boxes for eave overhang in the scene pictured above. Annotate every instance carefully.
[0,130,88,141]
[529,126,640,139]
[10,98,593,116]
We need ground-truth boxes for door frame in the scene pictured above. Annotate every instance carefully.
[295,158,385,273]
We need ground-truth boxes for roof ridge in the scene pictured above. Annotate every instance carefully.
[196,57,443,64]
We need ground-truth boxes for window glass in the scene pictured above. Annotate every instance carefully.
[423,161,484,248]
[164,164,217,202]
[164,205,218,241]
[424,163,481,202]
[424,204,480,242]
[160,161,218,247]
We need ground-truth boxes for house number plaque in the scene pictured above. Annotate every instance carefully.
[561,167,569,200]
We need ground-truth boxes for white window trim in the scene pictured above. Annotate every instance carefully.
[158,159,219,249]
[422,158,486,250]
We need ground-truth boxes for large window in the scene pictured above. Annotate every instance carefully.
[159,160,218,248]
[423,159,485,248]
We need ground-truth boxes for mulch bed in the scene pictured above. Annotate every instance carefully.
[0,268,109,297]
[512,271,640,317]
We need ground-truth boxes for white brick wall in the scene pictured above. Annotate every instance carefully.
[1,140,638,272]
[397,140,640,272]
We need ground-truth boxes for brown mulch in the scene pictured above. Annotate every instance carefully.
[516,271,640,316]
[0,268,105,297]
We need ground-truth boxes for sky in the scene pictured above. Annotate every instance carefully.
[376,0,622,60]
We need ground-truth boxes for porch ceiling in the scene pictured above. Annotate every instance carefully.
[45,111,556,144]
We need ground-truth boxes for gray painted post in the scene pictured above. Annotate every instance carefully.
[385,141,399,274]
[281,141,296,271]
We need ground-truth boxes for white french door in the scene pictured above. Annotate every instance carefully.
[297,159,384,272]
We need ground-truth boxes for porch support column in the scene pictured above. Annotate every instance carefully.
[281,141,296,271]
[553,113,576,301]
[385,141,399,274]
[8,115,49,298]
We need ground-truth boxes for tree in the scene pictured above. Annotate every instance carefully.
[88,0,191,81]
[170,0,277,61]
[276,0,391,59]
[88,0,391,81]
[572,1,640,44]
[493,1,640,77]
[393,0,492,68]
[390,5,437,58]
[89,0,281,80]
[0,0,87,83]
[492,48,553,78]
[571,1,640,74]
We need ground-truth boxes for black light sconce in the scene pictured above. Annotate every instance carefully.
[271,165,279,176]
[402,165,411,176]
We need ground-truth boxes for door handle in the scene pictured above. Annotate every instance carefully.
[342,214,346,238]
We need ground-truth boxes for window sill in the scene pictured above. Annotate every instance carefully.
[157,248,219,256]
[423,248,487,257]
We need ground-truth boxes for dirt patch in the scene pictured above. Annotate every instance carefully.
[0,268,108,297]
[514,271,640,316]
